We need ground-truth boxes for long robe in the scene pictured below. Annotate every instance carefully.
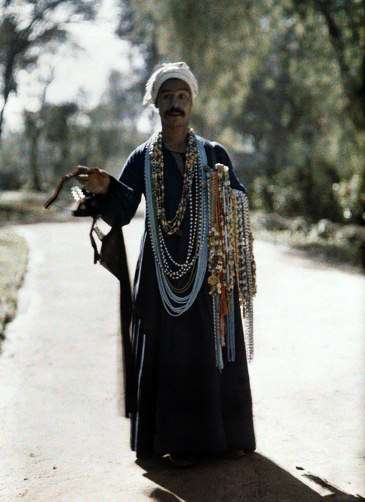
[100,137,256,458]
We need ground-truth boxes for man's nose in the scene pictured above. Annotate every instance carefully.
[171,95,179,106]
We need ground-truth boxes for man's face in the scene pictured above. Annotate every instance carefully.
[156,78,193,128]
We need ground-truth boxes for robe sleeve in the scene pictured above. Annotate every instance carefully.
[97,145,146,226]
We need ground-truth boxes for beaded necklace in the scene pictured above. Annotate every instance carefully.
[145,130,209,316]
[150,130,198,236]
[145,131,256,369]
[207,163,257,368]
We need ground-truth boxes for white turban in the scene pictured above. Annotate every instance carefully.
[143,62,198,106]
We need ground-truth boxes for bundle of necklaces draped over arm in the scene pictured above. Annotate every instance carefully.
[206,163,257,369]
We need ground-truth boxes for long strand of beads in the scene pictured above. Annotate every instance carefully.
[145,131,209,317]
[151,130,198,235]
[213,296,224,370]
[226,296,235,362]
[207,163,257,367]
[151,133,203,281]
[241,191,256,361]
[158,178,201,277]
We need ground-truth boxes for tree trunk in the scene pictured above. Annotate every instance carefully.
[0,99,7,141]
[29,131,42,191]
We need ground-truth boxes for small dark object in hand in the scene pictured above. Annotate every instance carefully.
[72,192,101,218]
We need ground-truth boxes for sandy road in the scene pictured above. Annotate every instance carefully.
[0,219,363,502]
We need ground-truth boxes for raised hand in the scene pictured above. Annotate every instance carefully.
[76,166,111,195]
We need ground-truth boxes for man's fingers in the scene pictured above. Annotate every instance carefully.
[76,167,97,184]
[73,166,110,194]
[75,166,106,177]
[75,165,91,174]
[77,174,89,187]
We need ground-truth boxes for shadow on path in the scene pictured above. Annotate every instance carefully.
[137,454,363,502]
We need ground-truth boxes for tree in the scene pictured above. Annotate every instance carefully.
[116,0,160,94]
[295,0,364,131]
[115,0,363,222]
[0,0,97,139]
[85,69,149,171]
[99,69,143,129]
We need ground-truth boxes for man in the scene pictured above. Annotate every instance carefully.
[78,62,256,466]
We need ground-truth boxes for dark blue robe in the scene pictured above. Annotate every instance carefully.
[100,137,256,458]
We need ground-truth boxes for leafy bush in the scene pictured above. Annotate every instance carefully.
[0,133,28,190]
[0,170,23,190]
[332,174,363,224]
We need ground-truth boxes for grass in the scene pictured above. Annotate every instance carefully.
[0,229,28,342]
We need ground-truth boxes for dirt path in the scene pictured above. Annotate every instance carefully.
[0,220,363,501]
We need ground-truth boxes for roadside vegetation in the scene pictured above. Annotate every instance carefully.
[250,211,363,271]
[0,229,28,343]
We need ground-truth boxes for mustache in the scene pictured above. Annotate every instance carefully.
[166,108,185,116]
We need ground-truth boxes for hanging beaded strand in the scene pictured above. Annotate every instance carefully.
[239,191,256,361]
[206,163,257,367]
[149,129,203,282]
[207,163,236,369]
[145,130,256,367]
[151,130,198,236]
[145,130,209,317]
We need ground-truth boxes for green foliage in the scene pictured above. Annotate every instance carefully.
[116,0,160,90]
[295,0,364,130]
[332,173,363,223]
[0,229,28,340]
[115,0,364,224]
[0,0,362,227]
[0,131,28,189]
